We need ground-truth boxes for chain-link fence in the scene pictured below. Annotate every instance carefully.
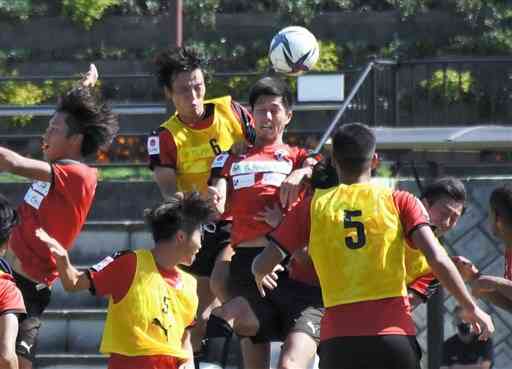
[401,178,512,369]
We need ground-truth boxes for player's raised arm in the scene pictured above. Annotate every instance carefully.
[411,225,494,340]
[0,148,52,182]
[35,228,91,292]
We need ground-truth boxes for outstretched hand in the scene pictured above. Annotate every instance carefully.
[207,186,223,218]
[254,203,282,228]
[254,264,285,297]
[452,255,480,282]
[80,64,99,88]
[36,228,67,260]
[464,305,495,341]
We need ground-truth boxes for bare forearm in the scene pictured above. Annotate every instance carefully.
[253,242,286,277]
[493,277,512,300]
[429,253,475,310]
[412,227,476,312]
[153,167,178,201]
[475,278,512,312]
[55,256,90,292]
[180,329,194,369]
[0,147,51,182]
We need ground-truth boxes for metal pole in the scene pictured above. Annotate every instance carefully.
[175,0,183,47]
[371,67,377,126]
[428,286,444,369]
[393,64,399,127]
[313,61,375,154]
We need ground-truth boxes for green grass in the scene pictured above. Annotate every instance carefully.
[0,167,153,183]
[99,167,153,181]
[0,172,29,182]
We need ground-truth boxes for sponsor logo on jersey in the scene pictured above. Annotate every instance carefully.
[230,160,293,176]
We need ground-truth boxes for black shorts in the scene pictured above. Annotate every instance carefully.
[318,335,422,369]
[268,278,324,345]
[181,219,231,277]
[13,272,51,362]
[229,247,288,343]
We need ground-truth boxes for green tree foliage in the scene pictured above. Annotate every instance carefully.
[0,0,32,20]
[61,0,121,29]
[420,69,474,103]
[0,80,53,125]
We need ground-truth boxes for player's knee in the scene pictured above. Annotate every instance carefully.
[278,353,303,369]
[231,298,259,336]
[209,271,230,302]
[0,351,17,368]
[278,358,294,369]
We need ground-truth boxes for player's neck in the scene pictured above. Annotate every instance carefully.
[178,107,207,126]
[337,167,372,185]
[254,136,283,147]
[151,246,180,271]
[53,150,82,163]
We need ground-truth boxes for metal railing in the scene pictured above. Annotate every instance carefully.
[1,57,510,126]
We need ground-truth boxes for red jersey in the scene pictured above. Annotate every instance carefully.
[90,252,191,369]
[505,248,512,281]
[268,190,429,340]
[288,256,319,286]
[9,160,97,285]
[148,100,254,170]
[0,272,25,314]
[214,143,308,246]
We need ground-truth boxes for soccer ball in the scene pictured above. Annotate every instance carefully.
[269,26,320,76]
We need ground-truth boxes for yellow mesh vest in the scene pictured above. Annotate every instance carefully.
[405,237,447,284]
[100,249,198,358]
[161,96,245,194]
[309,184,408,308]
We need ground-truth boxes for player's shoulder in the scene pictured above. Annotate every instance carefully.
[177,267,197,288]
[90,249,134,273]
[52,159,97,179]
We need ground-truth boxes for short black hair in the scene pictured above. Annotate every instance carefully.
[421,177,467,207]
[248,76,293,111]
[0,194,18,245]
[331,123,376,175]
[490,185,512,227]
[144,192,215,243]
[154,47,204,90]
[57,88,119,157]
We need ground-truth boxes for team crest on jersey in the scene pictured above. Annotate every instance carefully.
[147,136,160,155]
[274,149,289,161]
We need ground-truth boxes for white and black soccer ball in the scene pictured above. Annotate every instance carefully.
[269,26,320,76]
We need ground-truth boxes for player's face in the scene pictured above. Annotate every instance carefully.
[179,228,202,266]
[252,95,292,143]
[43,113,79,162]
[426,196,464,236]
[167,69,206,124]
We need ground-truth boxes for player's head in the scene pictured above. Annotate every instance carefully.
[154,47,206,123]
[44,88,119,161]
[0,194,18,249]
[489,185,512,241]
[249,76,293,144]
[145,192,214,266]
[331,123,377,181]
[421,177,466,236]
